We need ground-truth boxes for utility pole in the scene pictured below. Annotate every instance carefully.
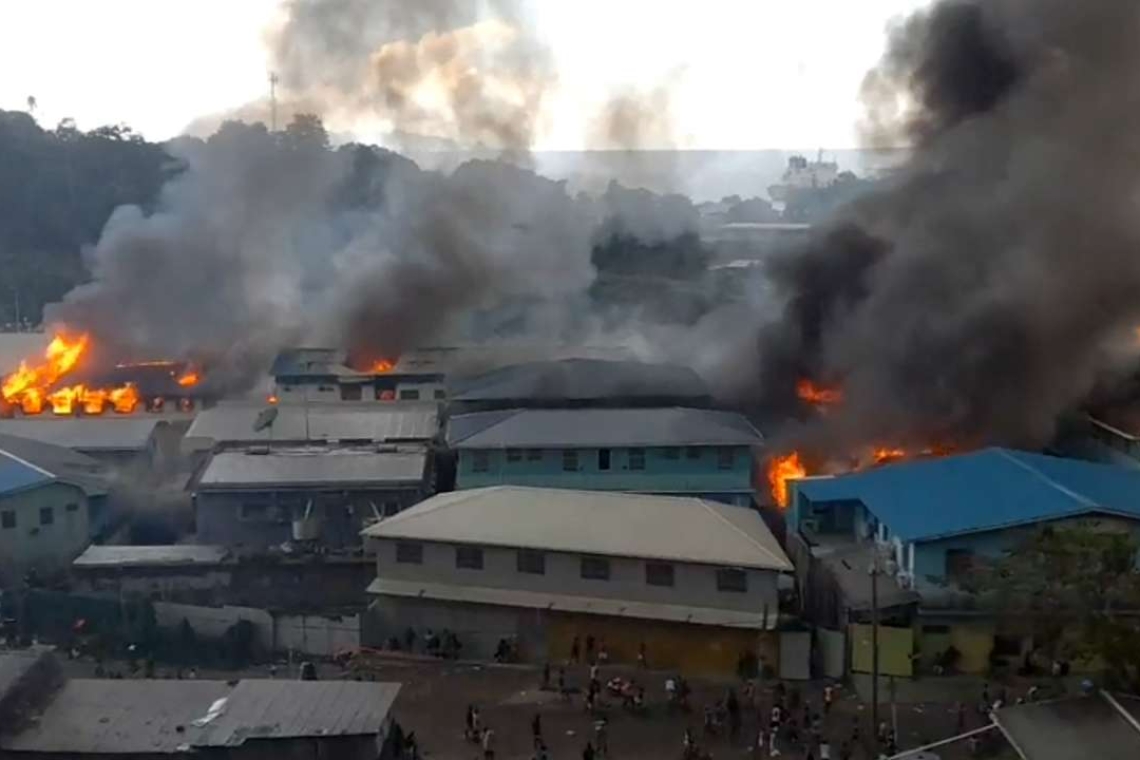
[268,72,279,132]
[870,553,881,741]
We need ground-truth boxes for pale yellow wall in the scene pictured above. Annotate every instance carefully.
[0,482,90,581]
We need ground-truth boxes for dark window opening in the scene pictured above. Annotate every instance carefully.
[716,568,748,593]
[598,448,611,471]
[39,507,53,526]
[717,447,735,470]
[580,556,611,580]
[396,541,423,564]
[663,447,680,460]
[65,503,79,513]
[628,448,645,471]
[645,562,675,587]
[526,449,543,461]
[434,389,446,400]
[686,446,702,460]
[1,510,14,529]
[944,549,975,581]
[562,450,579,472]
[517,550,546,575]
[506,449,523,463]
[472,451,490,473]
[456,545,484,570]
[340,384,363,401]
[399,389,420,400]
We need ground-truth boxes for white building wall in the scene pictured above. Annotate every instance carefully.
[372,539,779,615]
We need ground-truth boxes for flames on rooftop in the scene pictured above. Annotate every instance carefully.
[765,377,960,508]
[0,332,206,417]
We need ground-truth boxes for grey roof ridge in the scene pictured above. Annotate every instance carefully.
[695,498,791,570]
[0,446,55,479]
[996,448,1098,509]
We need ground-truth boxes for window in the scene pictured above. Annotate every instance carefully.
[65,503,79,513]
[396,541,423,564]
[944,549,975,580]
[598,448,611,471]
[376,388,396,401]
[472,451,490,473]
[716,568,748,593]
[506,449,523,463]
[717,447,735,470]
[645,562,675,587]
[239,502,268,521]
[39,507,53,526]
[434,389,447,400]
[399,389,420,400]
[526,449,543,461]
[340,384,363,401]
[580,556,611,581]
[1,510,14,529]
[456,546,484,570]
[562,450,579,472]
[663,447,680,460]
[628,448,645,471]
[517,549,546,575]
[686,446,702,460]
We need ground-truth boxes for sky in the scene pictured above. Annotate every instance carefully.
[0,0,931,150]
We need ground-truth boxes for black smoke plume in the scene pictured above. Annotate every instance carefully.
[755,0,1140,455]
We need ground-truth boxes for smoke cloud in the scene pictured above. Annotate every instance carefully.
[753,0,1140,455]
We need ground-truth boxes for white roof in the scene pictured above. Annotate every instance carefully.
[363,486,791,571]
[198,448,427,489]
[368,577,777,629]
[183,401,439,451]
[0,418,164,452]
[73,544,229,568]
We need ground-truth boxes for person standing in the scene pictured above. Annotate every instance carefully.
[559,667,569,702]
[823,684,834,715]
[727,687,742,742]
[571,636,581,664]
[586,634,596,663]
[595,716,609,757]
[465,705,476,742]
[820,738,832,760]
[542,661,550,690]
[583,741,596,760]
[638,641,647,669]
[481,727,495,760]
[532,713,543,750]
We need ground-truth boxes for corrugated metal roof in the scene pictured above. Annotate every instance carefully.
[369,577,777,629]
[183,402,439,450]
[0,679,400,753]
[0,417,164,452]
[795,448,1140,543]
[0,679,232,753]
[0,449,53,496]
[449,407,763,448]
[448,358,710,402]
[198,448,427,489]
[364,486,791,571]
[73,544,230,568]
[270,347,347,377]
[994,693,1140,760]
[0,433,109,496]
[194,680,400,746]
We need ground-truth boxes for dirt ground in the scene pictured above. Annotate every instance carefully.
[59,653,1021,760]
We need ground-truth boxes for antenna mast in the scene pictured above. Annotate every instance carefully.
[269,72,279,132]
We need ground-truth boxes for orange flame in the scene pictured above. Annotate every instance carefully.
[267,394,279,405]
[370,359,397,373]
[872,447,907,465]
[177,371,200,387]
[1,333,146,416]
[796,378,843,407]
[768,451,808,508]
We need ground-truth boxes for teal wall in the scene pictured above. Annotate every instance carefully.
[456,445,754,504]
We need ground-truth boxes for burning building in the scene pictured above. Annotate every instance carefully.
[270,348,445,404]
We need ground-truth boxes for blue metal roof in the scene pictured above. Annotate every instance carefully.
[795,448,1140,543]
[0,449,54,496]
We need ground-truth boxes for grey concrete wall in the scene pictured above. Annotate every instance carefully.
[196,487,423,550]
[364,594,545,660]
[372,539,779,614]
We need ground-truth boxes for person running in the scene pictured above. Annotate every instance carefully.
[824,684,835,714]
[756,727,767,757]
[820,738,832,760]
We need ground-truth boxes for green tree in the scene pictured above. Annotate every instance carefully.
[969,521,1140,691]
